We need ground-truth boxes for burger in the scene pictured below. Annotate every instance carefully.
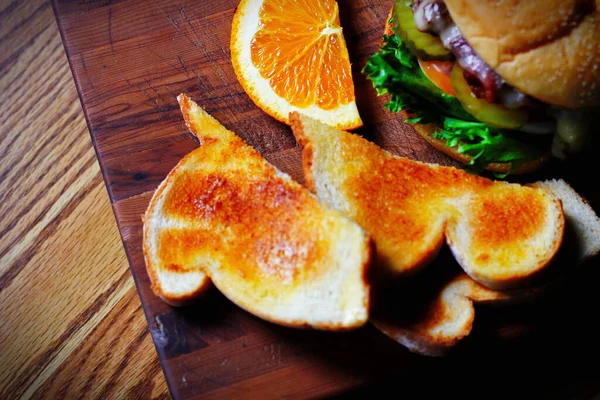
[363,0,600,176]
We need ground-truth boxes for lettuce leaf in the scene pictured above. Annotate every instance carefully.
[436,118,543,177]
[362,32,543,176]
[362,34,472,121]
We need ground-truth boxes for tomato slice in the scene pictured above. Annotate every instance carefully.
[418,59,456,97]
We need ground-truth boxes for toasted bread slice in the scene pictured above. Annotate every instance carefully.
[372,179,600,356]
[372,273,503,357]
[143,94,371,330]
[290,112,565,290]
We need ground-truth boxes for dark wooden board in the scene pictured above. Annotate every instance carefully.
[52,0,600,398]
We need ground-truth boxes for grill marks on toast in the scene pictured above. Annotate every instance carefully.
[143,95,371,329]
[289,112,565,290]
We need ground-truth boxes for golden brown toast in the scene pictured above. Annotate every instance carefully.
[143,95,372,330]
[289,112,565,290]
[372,178,600,356]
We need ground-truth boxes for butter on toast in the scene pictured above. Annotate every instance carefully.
[143,94,371,329]
[289,113,565,290]
[372,178,600,356]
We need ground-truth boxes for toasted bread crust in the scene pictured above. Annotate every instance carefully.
[143,154,212,307]
[372,273,516,357]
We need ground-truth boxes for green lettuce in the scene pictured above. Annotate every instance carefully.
[362,32,543,176]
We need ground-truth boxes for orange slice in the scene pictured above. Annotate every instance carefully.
[231,0,362,130]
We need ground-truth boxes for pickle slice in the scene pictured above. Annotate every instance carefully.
[392,0,451,60]
[451,63,528,129]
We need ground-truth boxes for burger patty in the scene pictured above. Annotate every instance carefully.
[412,0,535,109]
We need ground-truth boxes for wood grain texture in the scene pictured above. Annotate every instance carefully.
[0,0,168,398]
[48,0,600,398]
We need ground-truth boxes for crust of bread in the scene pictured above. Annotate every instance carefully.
[371,272,536,357]
[371,274,494,357]
[143,158,212,307]
[142,94,372,330]
[290,112,565,290]
[444,0,600,108]
[533,179,600,263]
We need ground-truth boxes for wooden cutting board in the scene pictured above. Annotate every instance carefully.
[52,0,600,398]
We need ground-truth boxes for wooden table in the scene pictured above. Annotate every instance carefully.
[0,0,168,398]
